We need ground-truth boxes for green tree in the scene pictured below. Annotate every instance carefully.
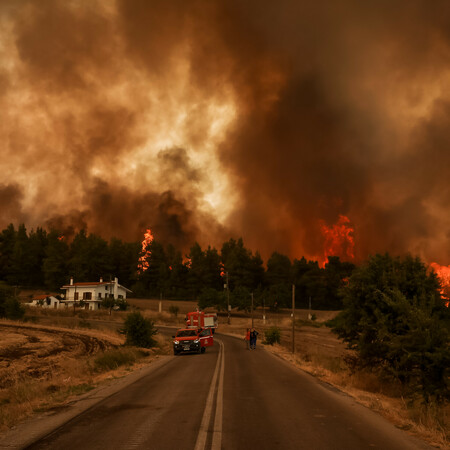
[0,224,16,283]
[266,252,291,286]
[333,253,450,401]
[198,287,227,311]
[322,256,355,310]
[108,238,140,288]
[221,238,262,291]
[43,230,69,290]
[138,240,169,297]
[0,281,24,320]
[10,224,29,286]
[231,285,252,312]
[27,227,48,287]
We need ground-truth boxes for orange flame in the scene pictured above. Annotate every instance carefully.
[184,257,192,268]
[137,229,154,273]
[320,215,355,268]
[57,235,64,241]
[429,262,450,307]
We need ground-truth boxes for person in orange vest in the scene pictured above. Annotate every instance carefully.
[244,328,251,350]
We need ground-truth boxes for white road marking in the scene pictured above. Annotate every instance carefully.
[194,340,224,450]
[211,341,225,450]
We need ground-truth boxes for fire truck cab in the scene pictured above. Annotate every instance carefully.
[185,311,218,334]
[172,327,214,355]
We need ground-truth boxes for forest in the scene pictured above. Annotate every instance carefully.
[0,223,355,310]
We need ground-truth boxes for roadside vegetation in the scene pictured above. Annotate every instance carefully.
[121,311,158,348]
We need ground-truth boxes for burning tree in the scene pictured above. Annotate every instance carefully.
[137,229,154,273]
[320,215,355,268]
[430,262,450,307]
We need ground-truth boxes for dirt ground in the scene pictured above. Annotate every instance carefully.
[0,321,123,390]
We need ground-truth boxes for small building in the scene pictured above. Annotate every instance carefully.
[30,295,61,309]
[60,277,132,311]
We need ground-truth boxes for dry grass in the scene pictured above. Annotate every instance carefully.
[0,319,170,435]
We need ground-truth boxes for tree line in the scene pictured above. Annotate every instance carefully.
[1,223,448,400]
[0,223,354,310]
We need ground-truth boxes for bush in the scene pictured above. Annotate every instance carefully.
[94,348,144,372]
[122,312,158,348]
[116,298,128,311]
[264,327,281,345]
[0,282,24,320]
[333,253,450,402]
[169,305,179,317]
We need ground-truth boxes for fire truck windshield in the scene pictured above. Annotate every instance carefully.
[176,330,198,337]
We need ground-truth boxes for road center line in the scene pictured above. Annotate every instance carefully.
[211,341,225,450]
[194,339,223,450]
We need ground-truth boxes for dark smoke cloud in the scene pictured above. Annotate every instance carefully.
[1,0,450,263]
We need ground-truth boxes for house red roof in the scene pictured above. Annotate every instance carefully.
[33,294,52,300]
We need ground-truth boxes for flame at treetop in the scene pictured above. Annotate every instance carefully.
[429,262,450,307]
[137,229,154,273]
[320,215,355,268]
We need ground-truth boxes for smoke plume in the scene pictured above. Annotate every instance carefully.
[1,0,449,263]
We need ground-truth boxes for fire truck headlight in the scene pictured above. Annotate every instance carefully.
[174,340,179,345]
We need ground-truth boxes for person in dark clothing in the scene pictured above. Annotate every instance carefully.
[250,328,259,349]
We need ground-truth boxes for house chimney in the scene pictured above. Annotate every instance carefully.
[100,277,103,283]
[70,277,73,286]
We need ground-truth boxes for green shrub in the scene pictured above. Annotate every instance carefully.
[264,327,281,345]
[122,312,158,348]
[116,298,128,311]
[4,298,25,320]
[94,349,142,371]
[0,282,24,320]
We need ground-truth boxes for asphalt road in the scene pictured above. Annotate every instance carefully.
[21,333,431,450]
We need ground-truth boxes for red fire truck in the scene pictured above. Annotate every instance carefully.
[185,311,218,333]
[172,327,214,355]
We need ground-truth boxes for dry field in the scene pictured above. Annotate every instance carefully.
[0,316,169,436]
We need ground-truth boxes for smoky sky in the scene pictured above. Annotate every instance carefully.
[1,0,449,263]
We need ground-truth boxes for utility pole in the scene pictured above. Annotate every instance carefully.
[251,292,254,328]
[226,272,230,324]
[292,284,295,354]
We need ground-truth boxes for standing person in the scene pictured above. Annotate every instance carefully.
[250,328,259,349]
[244,328,250,349]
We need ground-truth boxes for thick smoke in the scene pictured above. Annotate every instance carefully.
[1,0,449,263]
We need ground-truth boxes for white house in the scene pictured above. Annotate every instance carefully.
[30,295,62,309]
[60,277,132,311]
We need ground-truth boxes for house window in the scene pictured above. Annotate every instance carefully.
[118,295,123,299]
[83,292,92,300]
[74,292,79,300]
[98,293,102,299]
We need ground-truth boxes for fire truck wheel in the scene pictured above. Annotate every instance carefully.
[201,347,206,354]
[173,350,179,355]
